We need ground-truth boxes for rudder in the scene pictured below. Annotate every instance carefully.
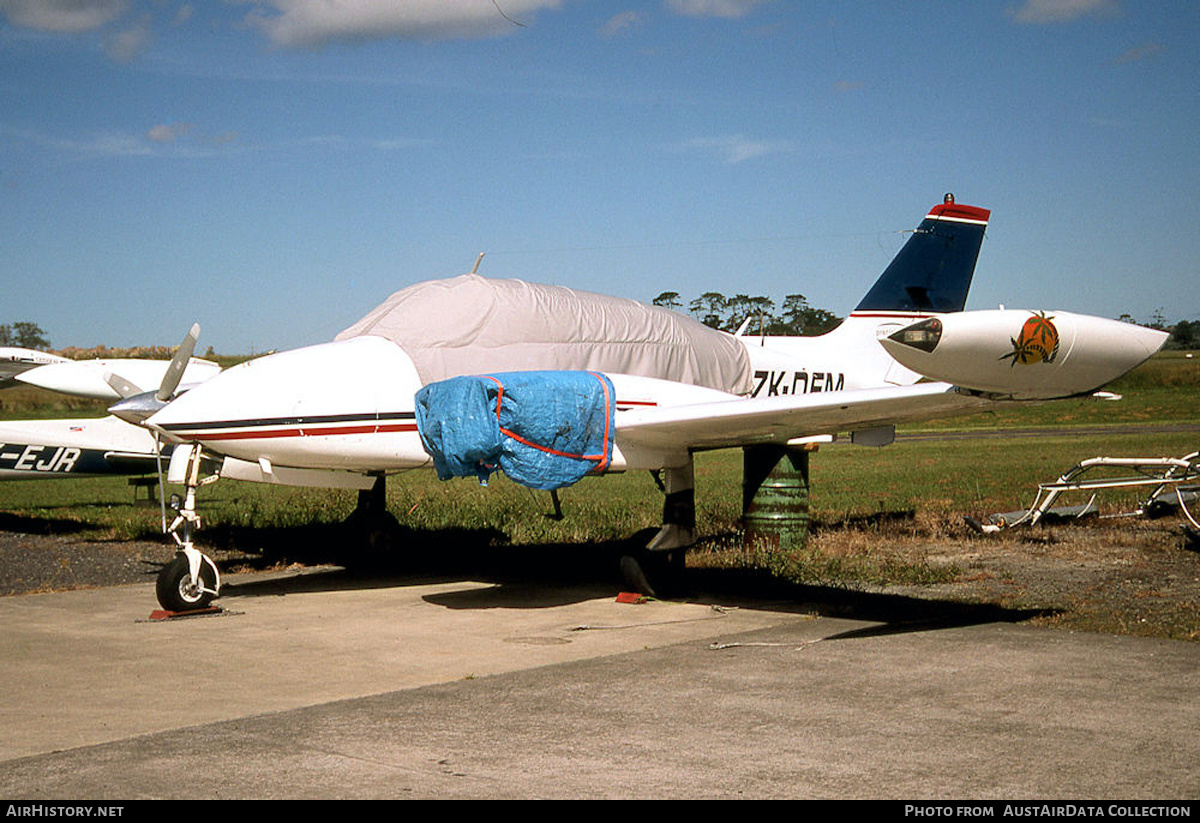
[854,194,991,314]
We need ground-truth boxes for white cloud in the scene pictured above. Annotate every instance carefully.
[104,14,151,63]
[1114,42,1164,64]
[680,135,794,164]
[242,0,563,48]
[6,123,241,161]
[147,123,193,144]
[51,130,155,158]
[1,1,155,64]
[1007,0,1120,24]
[600,10,643,38]
[0,0,129,32]
[666,0,767,19]
[277,134,435,153]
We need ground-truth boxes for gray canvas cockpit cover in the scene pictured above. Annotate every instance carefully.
[335,274,753,395]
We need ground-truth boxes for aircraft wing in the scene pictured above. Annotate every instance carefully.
[0,347,69,386]
[615,382,993,453]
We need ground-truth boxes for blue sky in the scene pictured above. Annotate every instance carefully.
[2,0,1196,353]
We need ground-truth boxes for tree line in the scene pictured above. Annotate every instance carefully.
[0,322,51,350]
[652,291,843,336]
[3,310,1198,353]
[1157,319,1199,350]
[655,294,1200,347]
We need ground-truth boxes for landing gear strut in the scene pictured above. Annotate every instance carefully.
[156,445,221,612]
[343,474,402,564]
[620,459,695,598]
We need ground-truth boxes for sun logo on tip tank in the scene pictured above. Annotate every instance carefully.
[1000,311,1060,366]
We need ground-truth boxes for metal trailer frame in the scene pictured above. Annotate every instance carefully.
[970,451,1200,534]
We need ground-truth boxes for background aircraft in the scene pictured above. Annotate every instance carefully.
[14,352,220,401]
[99,196,1166,612]
[0,347,68,387]
[0,329,222,481]
[0,415,166,480]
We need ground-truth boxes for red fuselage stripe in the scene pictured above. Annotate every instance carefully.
[179,422,418,441]
[165,391,643,444]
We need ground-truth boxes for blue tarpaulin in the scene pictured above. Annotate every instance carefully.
[414,371,615,490]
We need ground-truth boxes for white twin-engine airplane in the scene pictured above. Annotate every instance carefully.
[47,196,1170,611]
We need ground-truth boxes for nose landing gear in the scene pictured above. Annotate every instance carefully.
[156,445,222,612]
[156,551,220,612]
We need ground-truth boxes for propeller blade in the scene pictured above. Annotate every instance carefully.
[156,323,200,403]
[104,371,144,400]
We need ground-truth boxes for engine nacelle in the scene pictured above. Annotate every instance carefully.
[879,309,1168,400]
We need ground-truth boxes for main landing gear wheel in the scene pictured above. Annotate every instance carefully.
[156,553,218,612]
[619,528,687,599]
[620,548,686,599]
[620,462,697,599]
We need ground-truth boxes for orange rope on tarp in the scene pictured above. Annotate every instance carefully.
[479,372,613,472]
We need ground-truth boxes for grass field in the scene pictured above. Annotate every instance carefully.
[1,352,1196,587]
[1,353,1195,529]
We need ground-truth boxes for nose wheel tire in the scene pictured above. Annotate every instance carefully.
[156,553,218,612]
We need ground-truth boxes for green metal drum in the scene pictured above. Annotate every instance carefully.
[742,445,810,550]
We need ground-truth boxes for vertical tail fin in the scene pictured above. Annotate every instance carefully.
[854,195,991,315]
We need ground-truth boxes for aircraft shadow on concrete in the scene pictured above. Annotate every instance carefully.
[0,510,1052,633]
[202,518,1054,636]
[210,521,647,609]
